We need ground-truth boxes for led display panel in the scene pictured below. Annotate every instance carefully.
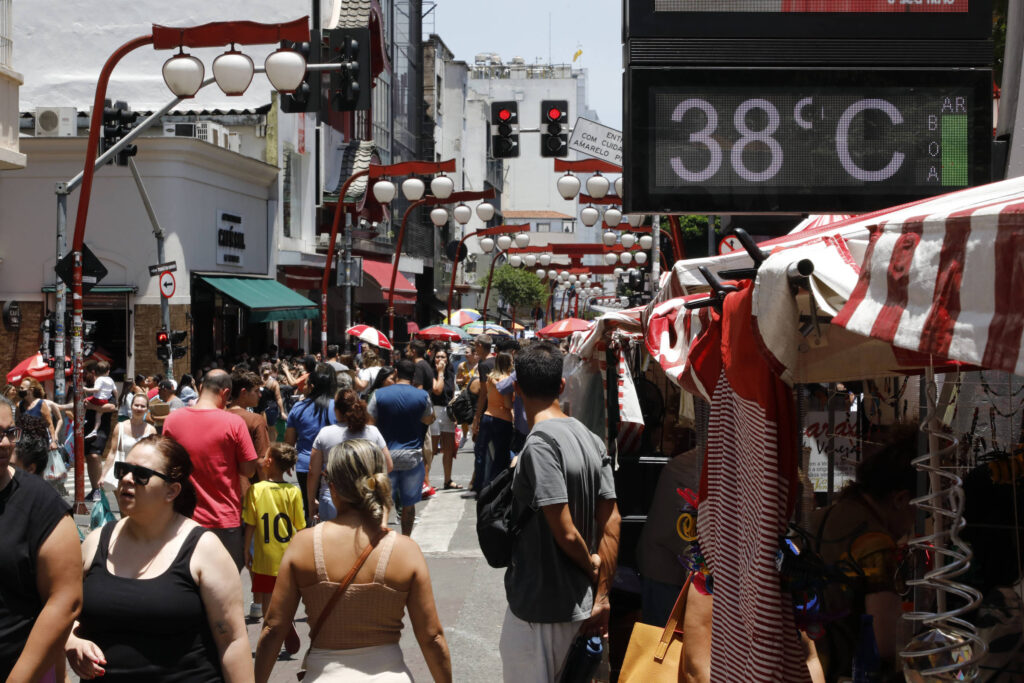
[625,68,991,213]
[626,0,990,38]
[654,1,969,11]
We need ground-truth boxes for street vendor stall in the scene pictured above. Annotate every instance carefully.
[567,176,1024,681]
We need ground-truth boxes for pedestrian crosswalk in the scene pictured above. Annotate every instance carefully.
[412,488,480,557]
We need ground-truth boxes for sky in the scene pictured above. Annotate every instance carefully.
[432,0,624,130]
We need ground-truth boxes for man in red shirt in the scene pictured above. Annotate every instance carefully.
[163,369,258,570]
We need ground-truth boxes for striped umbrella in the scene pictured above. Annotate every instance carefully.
[345,324,393,350]
[443,309,481,327]
[537,317,593,339]
[463,321,511,337]
[416,325,464,342]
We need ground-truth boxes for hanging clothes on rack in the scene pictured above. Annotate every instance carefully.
[678,280,811,682]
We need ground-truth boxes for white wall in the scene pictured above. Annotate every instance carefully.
[16,1,323,113]
[0,136,278,306]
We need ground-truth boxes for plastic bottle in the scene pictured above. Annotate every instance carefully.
[559,635,603,683]
[852,613,882,682]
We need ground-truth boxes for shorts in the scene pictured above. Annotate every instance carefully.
[431,405,456,436]
[251,571,278,594]
[209,525,245,571]
[86,396,112,407]
[389,459,425,508]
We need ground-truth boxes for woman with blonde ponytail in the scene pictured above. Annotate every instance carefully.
[255,440,451,683]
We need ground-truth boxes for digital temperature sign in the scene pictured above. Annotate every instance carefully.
[655,1,969,12]
[626,0,991,39]
[625,69,991,213]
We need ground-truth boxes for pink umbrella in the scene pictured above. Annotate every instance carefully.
[537,317,593,339]
[5,352,70,384]
[345,324,394,351]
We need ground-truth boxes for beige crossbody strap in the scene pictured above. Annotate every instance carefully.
[654,572,693,662]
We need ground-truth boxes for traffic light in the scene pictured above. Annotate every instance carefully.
[98,100,137,166]
[156,329,170,361]
[490,101,519,158]
[280,33,322,114]
[327,27,370,111]
[540,100,569,157]
[170,330,188,360]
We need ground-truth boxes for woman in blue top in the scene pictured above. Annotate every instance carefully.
[285,364,337,524]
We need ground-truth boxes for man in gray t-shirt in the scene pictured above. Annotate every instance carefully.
[499,342,620,681]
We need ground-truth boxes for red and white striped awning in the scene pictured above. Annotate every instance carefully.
[649,176,1024,382]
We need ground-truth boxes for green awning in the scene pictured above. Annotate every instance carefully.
[200,276,318,323]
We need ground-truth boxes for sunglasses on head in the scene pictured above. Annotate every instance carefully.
[114,461,174,485]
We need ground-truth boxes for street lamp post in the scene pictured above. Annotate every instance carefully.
[377,178,492,340]
[446,223,529,323]
[67,18,310,512]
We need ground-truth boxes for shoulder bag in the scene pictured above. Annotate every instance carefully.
[297,529,390,680]
[619,572,692,682]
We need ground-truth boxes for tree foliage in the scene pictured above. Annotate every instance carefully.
[492,265,549,314]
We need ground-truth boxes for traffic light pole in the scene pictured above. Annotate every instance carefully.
[127,157,173,378]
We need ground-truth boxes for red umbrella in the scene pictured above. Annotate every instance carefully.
[416,325,463,342]
[5,352,70,384]
[537,317,593,339]
[346,324,394,350]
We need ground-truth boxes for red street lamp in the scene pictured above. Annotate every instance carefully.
[68,18,309,512]
[319,159,468,358]
[447,224,529,323]
[372,170,494,340]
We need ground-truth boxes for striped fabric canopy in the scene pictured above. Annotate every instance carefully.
[648,176,1024,382]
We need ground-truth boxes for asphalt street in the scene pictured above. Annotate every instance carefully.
[67,439,506,682]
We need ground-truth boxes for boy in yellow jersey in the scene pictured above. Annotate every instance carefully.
[244,442,305,653]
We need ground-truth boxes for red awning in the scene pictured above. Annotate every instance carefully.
[362,259,416,295]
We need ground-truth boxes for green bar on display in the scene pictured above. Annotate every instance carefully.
[941,114,968,187]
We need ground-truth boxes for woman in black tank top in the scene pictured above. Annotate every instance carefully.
[65,435,253,682]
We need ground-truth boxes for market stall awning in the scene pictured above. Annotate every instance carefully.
[199,276,318,323]
[648,176,1024,384]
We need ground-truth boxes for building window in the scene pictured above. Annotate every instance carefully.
[562,221,573,233]
[537,222,550,233]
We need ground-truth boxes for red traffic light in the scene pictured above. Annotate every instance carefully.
[156,331,169,344]
[498,108,512,122]
[547,107,562,121]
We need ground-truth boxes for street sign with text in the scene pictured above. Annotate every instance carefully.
[148,261,177,276]
[568,118,622,167]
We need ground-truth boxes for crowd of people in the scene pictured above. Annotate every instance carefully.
[0,335,622,682]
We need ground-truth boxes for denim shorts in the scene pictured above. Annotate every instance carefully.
[389,459,425,507]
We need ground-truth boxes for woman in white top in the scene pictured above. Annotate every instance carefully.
[308,389,393,522]
[353,348,383,397]
[99,393,156,495]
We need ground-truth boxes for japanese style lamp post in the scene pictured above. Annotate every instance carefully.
[446,222,529,323]
[69,17,310,512]
[371,171,495,340]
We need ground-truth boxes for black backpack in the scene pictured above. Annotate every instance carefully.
[447,390,476,424]
[475,432,554,568]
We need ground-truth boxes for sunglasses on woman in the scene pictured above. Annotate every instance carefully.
[113,461,174,485]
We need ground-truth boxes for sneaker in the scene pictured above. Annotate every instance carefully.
[422,485,437,498]
[87,488,102,502]
[248,602,263,620]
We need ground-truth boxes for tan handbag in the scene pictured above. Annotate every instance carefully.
[619,573,692,682]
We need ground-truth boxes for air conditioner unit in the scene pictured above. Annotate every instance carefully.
[34,107,77,137]
[163,121,231,148]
